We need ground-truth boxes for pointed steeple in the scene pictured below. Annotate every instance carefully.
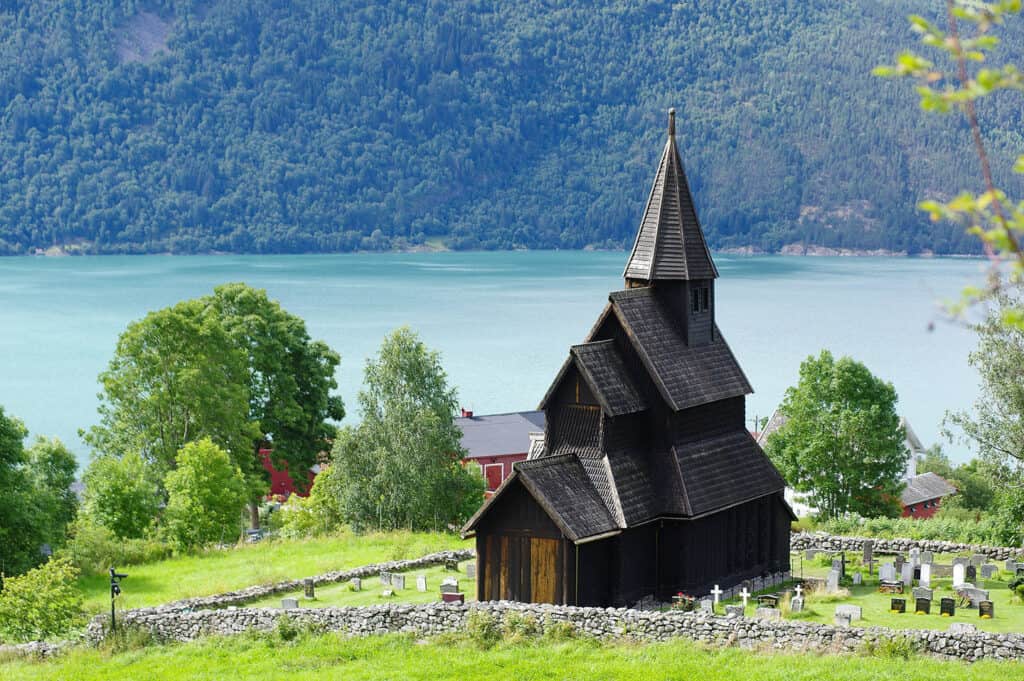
[623,109,718,282]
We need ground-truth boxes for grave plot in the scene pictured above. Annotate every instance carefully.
[241,561,477,609]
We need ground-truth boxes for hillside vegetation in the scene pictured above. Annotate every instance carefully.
[1,0,1022,255]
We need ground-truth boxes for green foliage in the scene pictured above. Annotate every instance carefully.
[61,519,173,575]
[918,445,995,512]
[23,437,78,551]
[765,350,907,520]
[332,328,484,532]
[818,514,1006,545]
[80,452,160,539]
[163,439,248,550]
[0,1,1017,257]
[464,611,502,650]
[275,463,345,539]
[0,557,83,643]
[862,635,922,660]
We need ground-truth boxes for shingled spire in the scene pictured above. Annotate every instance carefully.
[623,109,718,283]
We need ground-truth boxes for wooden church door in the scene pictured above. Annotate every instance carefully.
[483,535,562,604]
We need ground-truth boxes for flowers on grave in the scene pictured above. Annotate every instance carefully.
[671,592,696,611]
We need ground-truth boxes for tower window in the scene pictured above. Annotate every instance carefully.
[691,289,700,313]
[691,287,710,313]
[701,287,710,311]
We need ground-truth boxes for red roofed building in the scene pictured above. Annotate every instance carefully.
[454,409,545,493]
[259,448,319,499]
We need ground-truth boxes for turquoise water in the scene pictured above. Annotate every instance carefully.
[0,252,986,466]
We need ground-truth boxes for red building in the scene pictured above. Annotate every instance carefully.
[454,409,545,493]
[259,448,319,499]
[900,472,956,519]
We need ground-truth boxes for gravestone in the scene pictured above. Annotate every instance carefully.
[281,598,299,610]
[756,607,781,620]
[915,597,931,615]
[901,562,914,587]
[909,548,920,567]
[971,554,986,567]
[852,572,862,586]
[879,581,903,594]
[725,605,745,617]
[890,598,906,614]
[380,571,392,586]
[894,555,905,577]
[834,613,851,627]
[862,540,873,562]
[834,552,846,580]
[1005,559,1018,573]
[444,559,459,571]
[304,578,315,599]
[741,579,753,595]
[980,564,997,580]
[350,577,362,592]
[440,577,460,594]
[392,574,406,590]
[835,605,862,622]
[966,565,977,583]
[790,597,804,613]
[441,592,464,604]
[466,563,477,580]
[700,598,714,613]
[949,622,977,634]
[931,564,953,578]
[879,562,896,582]
[956,586,990,608]
[921,551,934,564]
[826,569,840,593]
[919,562,932,588]
[953,563,966,587]
[804,549,818,561]
[381,589,395,598]
[1017,565,1024,579]
[912,586,934,601]
[940,597,956,617]
[416,575,427,592]
[757,594,780,608]
[979,600,994,619]
[952,557,969,568]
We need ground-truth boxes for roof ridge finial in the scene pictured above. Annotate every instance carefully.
[668,108,676,138]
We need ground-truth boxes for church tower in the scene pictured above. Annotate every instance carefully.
[623,109,717,346]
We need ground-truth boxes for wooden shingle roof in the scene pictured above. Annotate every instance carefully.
[901,472,957,506]
[513,456,619,541]
[570,340,647,416]
[609,287,752,411]
[623,109,718,282]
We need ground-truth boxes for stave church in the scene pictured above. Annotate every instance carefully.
[462,109,794,607]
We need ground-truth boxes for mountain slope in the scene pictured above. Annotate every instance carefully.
[0,0,1021,255]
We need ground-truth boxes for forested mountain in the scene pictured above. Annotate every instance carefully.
[0,0,1021,256]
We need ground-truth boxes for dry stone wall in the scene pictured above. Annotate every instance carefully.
[85,601,1024,663]
[791,533,1024,561]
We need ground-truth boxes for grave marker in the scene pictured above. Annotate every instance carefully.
[416,575,427,592]
[980,564,997,580]
[756,607,781,620]
[915,597,931,615]
[909,548,920,567]
[350,578,361,592]
[970,554,986,567]
[790,597,804,613]
[1005,559,1018,573]
[921,550,934,564]
[711,584,724,606]
[725,605,744,617]
[392,574,406,590]
[852,572,862,586]
[700,598,713,613]
[879,562,896,582]
[940,597,956,617]
[304,578,315,599]
[953,563,966,587]
[835,605,862,622]
[739,587,752,609]
[825,570,840,594]
[901,562,914,587]
[381,588,395,598]
[834,613,851,627]
[979,600,994,619]
[890,598,906,614]
[380,571,392,586]
[952,557,968,568]
[282,598,299,610]
[919,563,932,589]
[966,565,977,583]
[440,577,460,594]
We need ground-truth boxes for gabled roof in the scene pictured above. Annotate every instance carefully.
[455,410,546,459]
[570,340,647,416]
[901,472,957,506]
[608,287,752,411]
[623,109,718,282]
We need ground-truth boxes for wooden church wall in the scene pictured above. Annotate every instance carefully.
[670,397,744,443]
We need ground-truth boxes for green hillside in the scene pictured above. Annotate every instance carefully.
[0,0,1021,255]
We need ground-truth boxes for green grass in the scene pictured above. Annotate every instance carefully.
[77,530,469,615]
[3,631,1021,681]
[243,560,477,609]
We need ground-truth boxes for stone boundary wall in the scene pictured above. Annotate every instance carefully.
[158,549,475,611]
[86,601,1024,663]
[791,532,1024,561]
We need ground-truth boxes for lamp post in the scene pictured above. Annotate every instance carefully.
[109,567,128,633]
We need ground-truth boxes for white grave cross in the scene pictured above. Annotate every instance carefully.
[794,584,803,600]
[711,584,723,605]
[740,587,751,609]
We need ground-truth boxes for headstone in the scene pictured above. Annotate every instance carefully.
[790,596,804,613]
[804,549,819,561]
[931,564,953,578]
[381,588,395,598]
[1005,559,1018,573]
[444,559,459,571]
[699,598,713,613]
[756,594,780,608]
[979,601,994,619]
[971,554,986,567]
[966,565,977,583]
[953,563,966,587]
[756,607,781,620]
[912,586,934,601]
[711,584,724,605]
[725,605,745,617]
[466,563,477,580]
[940,597,956,617]
[921,551,934,565]
[894,555,904,574]
[740,587,752,609]
[901,562,914,587]
[281,598,299,610]
[440,592,464,604]
[956,586,990,608]
[834,552,846,580]
[834,613,851,627]
[919,563,932,588]
[826,569,840,593]
[949,622,976,634]
[350,577,362,592]
[852,572,862,586]
[440,577,460,594]
[304,578,315,599]
[952,557,969,568]
[1017,565,1024,579]
[862,540,874,564]
[890,598,906,614]
[909,548,921,567]
[416,575,427,592]
[879,562,896,582]
[980,564,997,580]
[392,574,406,590]
[379,571,391,586]
[915,597,931,615]
[835,605,862,622]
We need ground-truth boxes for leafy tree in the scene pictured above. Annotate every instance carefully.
[765,350,907,520]
[80,452,160,540]
[23,437,79,551]
[276,463,345,538]
[0,406,39,576]
[0,557,83,643]
[84,298,260,483]
[332,328,484,531]
[163,438,248,550]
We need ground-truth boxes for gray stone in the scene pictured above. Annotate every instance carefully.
[921,551,934,564]
[392,574,405,590]
[980,564,997,579]
[953,563,966,587]
[466,563,477,579]
[699,598,714,613]
[901,562,914,587]
[912,586,934,601]
[350,578,361,592]
[790,596,804,613]
[756,607,781,620]
[949,622,977,634]
[919,562,932,588]
[955,585,990,608]
[440,578,460,594]
[909,548,921,567]
[835,605,862,622]
[953,557,969,568]
[1006,559,1018,573]
[379,571,391,586]
[971,554,986,567]
[281,598,299,610]
[725,605,745,617]
[303,578,315,599]
[834,613,852,627]
[879,562,896,582]
[852,572,862,586]
[826,569,840,593]
[804,549,819,560]
[381,589,394,598]
[416,575,427,592]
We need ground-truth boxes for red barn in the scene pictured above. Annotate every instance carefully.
[454,409,545,493]
[259,448,318,499]
[900,472,956,519]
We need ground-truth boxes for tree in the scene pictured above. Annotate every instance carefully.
[80,452,160,540]
[765,350,907,520]
[332,328,484,531]
[23,437,78,551]
[163,438,248,550]
[0,406,40,576]
[0,557,83,643]
[918,444,996,513]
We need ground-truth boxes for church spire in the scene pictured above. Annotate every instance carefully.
[623,108,718,283]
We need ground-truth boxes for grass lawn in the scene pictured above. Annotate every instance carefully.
[244,560,477,609]
[77,530,470,615]
[3,632,1021,681]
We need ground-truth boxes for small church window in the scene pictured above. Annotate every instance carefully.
[701,287,710,311]
[691,287,710,313]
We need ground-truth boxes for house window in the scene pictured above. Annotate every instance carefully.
[690,287,710,313]
[701,287,710,311]
[909,505,916,513]
[691,289,700,313]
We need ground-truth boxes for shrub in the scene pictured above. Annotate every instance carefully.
[81,452,160,539]
[163,439,248,551]
[464,610,502,649]
[503,612,541,642]
[541,619,578,643]
[61,519,173,574]
[815,514,1005,545]
[0,557,83,642]
[862,635,921,660]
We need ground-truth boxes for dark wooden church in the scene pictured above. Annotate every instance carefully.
[462,110,794,607]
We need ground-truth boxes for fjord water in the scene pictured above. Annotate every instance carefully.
[0,252,984,466]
